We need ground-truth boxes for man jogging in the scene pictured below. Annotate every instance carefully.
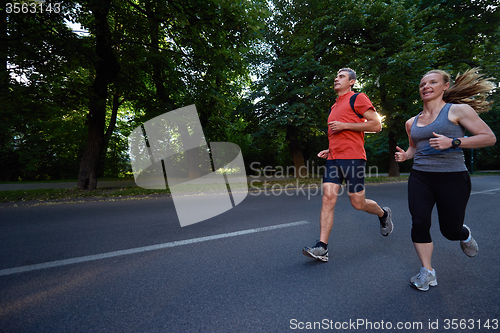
[303,68,393,262]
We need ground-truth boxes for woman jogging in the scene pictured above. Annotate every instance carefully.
[395,68,497,291]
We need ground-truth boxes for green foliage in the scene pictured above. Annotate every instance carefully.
[474,108,500,170]
[2,0,499,182]
[2,0,269,181]
[1,1,88,181]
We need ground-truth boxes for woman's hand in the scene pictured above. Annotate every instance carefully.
[429,132,452,150]
[395,146,407,162]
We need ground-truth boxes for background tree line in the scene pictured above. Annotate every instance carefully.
[1,0,499,189]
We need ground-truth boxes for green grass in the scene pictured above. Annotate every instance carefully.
[0,176,407,204]
[0,187,169,204]
[0,177,134,185]
[1,171,497,204]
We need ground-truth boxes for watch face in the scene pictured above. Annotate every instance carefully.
[453,139,461,147]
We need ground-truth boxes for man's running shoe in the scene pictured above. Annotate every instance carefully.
[410,267,437,291]
[379,207,393,236]
[302,242,328,262]
[460,225,478,257]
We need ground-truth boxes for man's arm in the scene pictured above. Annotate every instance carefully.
[327,109,382,133]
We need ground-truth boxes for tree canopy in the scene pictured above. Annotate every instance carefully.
[1,0,499,185]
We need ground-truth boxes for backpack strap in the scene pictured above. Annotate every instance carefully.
[350,93,363,119]
[328,92,364,119]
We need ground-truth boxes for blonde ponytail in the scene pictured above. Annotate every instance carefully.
[442,68,496,113]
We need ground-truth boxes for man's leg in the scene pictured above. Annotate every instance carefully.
[302,182,340,262]
[348,190,393,236]
[343,159,387,218]
[319,182,341,244]
[348,190,384,217]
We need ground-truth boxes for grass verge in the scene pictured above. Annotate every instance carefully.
[2,172,498,204]
[0,187,170,204]
[0,176,411,204]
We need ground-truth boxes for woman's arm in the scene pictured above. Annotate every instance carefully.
[395,117,417,162]
[429,104,496,150]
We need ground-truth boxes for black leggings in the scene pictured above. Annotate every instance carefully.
[408,169,471,243]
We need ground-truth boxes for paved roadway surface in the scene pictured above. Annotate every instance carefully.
[0,176,499,333]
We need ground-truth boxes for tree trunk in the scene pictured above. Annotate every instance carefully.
[286,125,307,178]
[77,0,119,190]
[0,8,7,92]
[388,130,400,177]
[0,7,8,114]
[146,10,203,180]
[379,82,400,177]
[147,3,174,111]
[97,90,122,178]
[0,7,10,181]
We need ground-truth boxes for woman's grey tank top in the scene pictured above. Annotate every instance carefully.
[411,103,467,172]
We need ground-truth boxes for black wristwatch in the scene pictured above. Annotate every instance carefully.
[451,138,461,148]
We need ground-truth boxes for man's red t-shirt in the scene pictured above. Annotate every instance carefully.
[327,91,375,160]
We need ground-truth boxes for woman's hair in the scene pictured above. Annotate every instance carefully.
[423,68,496,113]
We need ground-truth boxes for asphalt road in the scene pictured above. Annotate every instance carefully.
[0,176,499,333]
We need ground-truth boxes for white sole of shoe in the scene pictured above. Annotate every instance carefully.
[410,280,437,291]
[302,249,328,262]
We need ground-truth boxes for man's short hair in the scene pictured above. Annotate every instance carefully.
[338,68,356,81]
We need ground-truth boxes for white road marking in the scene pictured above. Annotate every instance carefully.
[471,187,500,195]
[0,220,309,277]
